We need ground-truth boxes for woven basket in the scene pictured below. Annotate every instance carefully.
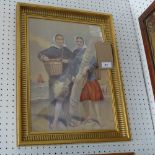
[44,59,63,76]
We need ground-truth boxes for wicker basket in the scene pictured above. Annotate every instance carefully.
[44,59,63,76]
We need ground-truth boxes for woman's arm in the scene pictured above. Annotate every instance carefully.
[38,49,50,62]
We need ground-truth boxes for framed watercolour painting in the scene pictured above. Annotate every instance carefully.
[139,1,155,97]
[16,3,130,145]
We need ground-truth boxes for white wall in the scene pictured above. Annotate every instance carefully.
[0,0,155,155]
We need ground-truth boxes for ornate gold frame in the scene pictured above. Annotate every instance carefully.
[16,2,130,145]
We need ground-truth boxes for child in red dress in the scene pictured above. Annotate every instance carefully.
[80,57,104,126]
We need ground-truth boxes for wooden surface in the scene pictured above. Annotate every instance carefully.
[139,1,155,97]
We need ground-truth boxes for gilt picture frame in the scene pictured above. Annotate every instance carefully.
[91,152,135,155]
[139,1,155,97]
[90,153,135,155]
[16,2,130,145]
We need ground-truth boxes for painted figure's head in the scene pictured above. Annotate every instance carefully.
[75,36,84,49]
[55,34,64,48]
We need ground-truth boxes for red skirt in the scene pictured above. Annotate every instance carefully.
[80,80,104,101]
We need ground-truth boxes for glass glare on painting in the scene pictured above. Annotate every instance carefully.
[29,18,115,131]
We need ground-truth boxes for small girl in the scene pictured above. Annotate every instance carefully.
[80,56,104,126]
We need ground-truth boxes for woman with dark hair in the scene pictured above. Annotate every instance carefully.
[69,35,104,127]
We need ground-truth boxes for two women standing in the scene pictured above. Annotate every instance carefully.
[39,34,104,129]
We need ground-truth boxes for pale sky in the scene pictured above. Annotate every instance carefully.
[28,17,104,82]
